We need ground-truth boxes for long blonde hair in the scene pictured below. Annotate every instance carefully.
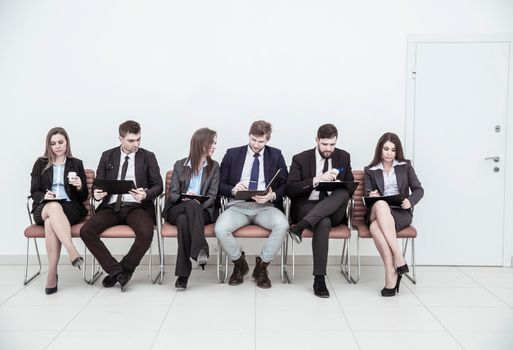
[42,127,73,172]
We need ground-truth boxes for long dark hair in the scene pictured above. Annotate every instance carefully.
[187,128,217,177]
[42,127,73,172]
[368,132,407,167]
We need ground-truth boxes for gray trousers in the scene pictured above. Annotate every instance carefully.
[214,202,288,263]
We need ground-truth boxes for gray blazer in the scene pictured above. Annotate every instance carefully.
[364,161,424,207]
[164,157,220,220]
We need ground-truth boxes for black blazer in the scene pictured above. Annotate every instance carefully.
[30,157,88,216]
[163,157,220,220]
[95,146,163,222]
[364,161,424,208]
[218,145,288,211]
[286,148,353,221]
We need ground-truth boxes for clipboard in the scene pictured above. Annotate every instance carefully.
[316,181,359,196]
[234,169,282,201]
[94,179,136,194]
[362,194,404,208]
[40,198,67,204]
[177,193,210,203]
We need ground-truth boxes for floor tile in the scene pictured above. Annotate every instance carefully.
[0,305,82,330]
[459,267,513,288]
[0,330,59,350]
[4,284,100,306]
[332,283,423,307]
[488,288,513,307]
[153,330,254,350]
[452,331,513,350]
[430,307,513,332]
[410,286,508,307]
[403,266,479,288]
[256,330,359,350]
[0,286,22,305]
[354,330,462,350]
[47,330,157,350]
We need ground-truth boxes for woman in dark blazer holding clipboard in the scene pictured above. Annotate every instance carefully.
[163,128,220,290]
[364,132,424,297]
[30,127,88,294]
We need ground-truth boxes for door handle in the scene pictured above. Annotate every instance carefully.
[484,156,500,162]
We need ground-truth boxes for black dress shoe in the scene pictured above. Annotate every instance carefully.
[396,263,409,275]
[313,278,330,298]
[71,257,84,270]
[197,249,208,271]
[102,273,120,288]
[381,274,402,297]
[45,275,58,295]
[228,252,249,286]
[117,271,132,292]
[175,276,189,290]
[288,225,303,244]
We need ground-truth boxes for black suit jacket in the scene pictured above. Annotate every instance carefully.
[219,145,288,211]
[30,157,88,216]
[95,146,163,222]
[286,148,353,221]
[163,157,220,220]
[364,161,424,208]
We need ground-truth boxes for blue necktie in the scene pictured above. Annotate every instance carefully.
[248,153,260,190]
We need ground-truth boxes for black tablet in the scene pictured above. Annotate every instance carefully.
[94,179,136,194]
[177,193,210,203]
[316,181,359,196]
[362,194,404,208]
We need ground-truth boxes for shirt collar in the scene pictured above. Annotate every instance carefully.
[247,145,264,157]
[120,147,136,160]
[369,159,407,171]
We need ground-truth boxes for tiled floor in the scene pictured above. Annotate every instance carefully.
[1,264,513,350]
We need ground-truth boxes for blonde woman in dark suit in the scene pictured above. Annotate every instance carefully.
[365,132,424,297]
[30,127,88,294]
[163,128,220,290]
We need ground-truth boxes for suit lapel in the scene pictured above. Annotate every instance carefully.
[375,170,385,195]
[309,148,316,178]
[263,147,271,184]
[395,164,406,192]
[235,146,246,183]
[111,150,121,180]
[134,150,143,186]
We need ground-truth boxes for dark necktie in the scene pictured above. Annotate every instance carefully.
[114,155,130,212]
[319,158,329,200]
[248,153,260,190]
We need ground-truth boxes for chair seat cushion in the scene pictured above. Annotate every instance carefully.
[353,220,417,238]
[24,219,87,238]
[161,223,215,238]
[302,224,351,239]
[233,225,271,238]
[99,225,136,238]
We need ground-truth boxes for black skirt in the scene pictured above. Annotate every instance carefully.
[366,207,413,231]
[32,200,85,226]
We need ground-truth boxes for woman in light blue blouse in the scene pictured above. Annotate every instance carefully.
[163,128,220,290]
[364,132,424,297]
[30,127,88,294]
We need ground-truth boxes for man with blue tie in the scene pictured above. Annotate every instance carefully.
[215,120,289,288]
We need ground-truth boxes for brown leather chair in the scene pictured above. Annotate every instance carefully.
[217,197,289,284]
[350,170,417,284]
[152,170,216,284]
[287,198,353,283]
[23,169,95,285]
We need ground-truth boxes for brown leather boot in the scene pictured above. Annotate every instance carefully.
[252,256,271,289]
[228,252,249,286]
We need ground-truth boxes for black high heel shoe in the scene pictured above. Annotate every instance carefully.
[72,257,84,270]
[381,274,402,297]
[45,275,58,295]
[396,263,409,275]
[197,249,208,271]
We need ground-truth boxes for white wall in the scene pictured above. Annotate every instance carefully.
[1,0,512,260]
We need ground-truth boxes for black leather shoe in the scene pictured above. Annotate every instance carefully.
[396,263,409,275]
[45,275,58,295]
[313,278,330,298]
[71,257,84,270]
[175,276,189,290]
[381,274,402,297]
[102,273,120,288]
[288,225,303,244]
[228,252,249,286]
[117,271,132,292]
[197,249,208,271]
[252,257,271,289]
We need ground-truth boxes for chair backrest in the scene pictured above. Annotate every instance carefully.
[83,169,95,218]
[352,170,366,223]
[165,170,173,202]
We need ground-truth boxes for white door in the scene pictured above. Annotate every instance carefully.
[408,40,509,265]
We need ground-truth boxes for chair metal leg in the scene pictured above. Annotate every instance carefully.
[83,246,102,285]
[281,236,291,283]
[217,239,228,283]
[152,235,164,284]
[339,238,352,283]
[350,236,361,283]
[23,238,42,285]
[402,238,417,284]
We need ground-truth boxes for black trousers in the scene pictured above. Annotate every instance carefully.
[80,205,153,275]
[296,188,350,276]
[166,200,211,277]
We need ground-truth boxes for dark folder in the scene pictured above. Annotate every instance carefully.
[234,169,282,201]
[362,194,404,208]
[93,179,136,194]
[316,181,359,196]
[177,193,210,203]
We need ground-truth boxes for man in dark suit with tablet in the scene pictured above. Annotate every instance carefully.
[215,120,288,289]
[80,120,162,291]
[286,124,353,298]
